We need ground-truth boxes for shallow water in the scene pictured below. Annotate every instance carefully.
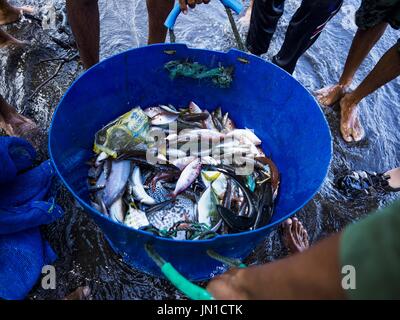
[1,0,399,300]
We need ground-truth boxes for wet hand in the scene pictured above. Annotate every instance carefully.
[206,268,251,300]
[179,0,211,14]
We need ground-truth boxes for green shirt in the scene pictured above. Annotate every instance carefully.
[340,200,400,299]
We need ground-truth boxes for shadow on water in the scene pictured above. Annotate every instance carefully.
[1,0,398,299]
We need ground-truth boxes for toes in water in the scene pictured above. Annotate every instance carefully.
[282,217,309,254]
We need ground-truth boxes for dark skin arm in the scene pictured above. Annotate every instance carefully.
[207,233,347,300]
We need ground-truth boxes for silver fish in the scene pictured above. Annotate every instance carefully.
[144,106,163,118]
[102,160,131,207]
[170,156,196,171]
[226,129,262,146]
[130,166,156,205]
[177,129,225,143]
[189,101,202,113]
[160,104,180,115]
[170,158,202,198]
[151,113,179,126]
[202,110,217,130]
[109,197,124,223]
[95,152,108,167]
[197,186,219,228]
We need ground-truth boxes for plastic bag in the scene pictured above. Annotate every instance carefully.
[94,107,150,158]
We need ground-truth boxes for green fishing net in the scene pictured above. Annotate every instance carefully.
[94,107,150,158]
[165,60,234,88]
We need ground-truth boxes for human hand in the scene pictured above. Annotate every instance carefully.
[179,0,211,14]
[206,268,251,300]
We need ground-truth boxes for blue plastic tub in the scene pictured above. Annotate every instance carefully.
[49,44,332,281]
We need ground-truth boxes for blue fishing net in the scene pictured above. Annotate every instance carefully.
[0,137,63,300]
[165,60,234,88]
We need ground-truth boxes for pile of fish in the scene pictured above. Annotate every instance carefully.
[88,102,280,240]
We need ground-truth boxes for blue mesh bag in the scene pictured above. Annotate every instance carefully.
[0,137,63,300]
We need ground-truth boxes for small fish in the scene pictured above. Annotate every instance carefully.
[211,113,224,132]
[201,156,220,166]
[102,161,131,207]
[170,156,196,171]
[109,197,124,223]
[226,129,262,146]
[201,171,222,187]
[95,152,108,167]
[130,166,156,205]
[144,106,163,118]
[214,139,241,150]
[177,129,225,143]
[211,173,228,199]
[151,113,179,126]
[197,187,219,228]
[222,113,229,127]
[202,110,217,130]
[125,206,150,229]
[103,159,112,178]
[170,158,202,198]
[189,101,202,113]
[160,104,180,115]
[177,119,204,130]
[166,148,187,159]
[213,107,223,121]
[223,117,236,132]
[182,113,210,122]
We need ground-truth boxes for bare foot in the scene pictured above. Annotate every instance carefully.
[385,168,400,190]
[64,286,91,300]
[0,98,38,138]
[340,93,365,143]
[282,217,309,254]
[315,84,347,107]
[0,5,35,25]
[3,112,37,136]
